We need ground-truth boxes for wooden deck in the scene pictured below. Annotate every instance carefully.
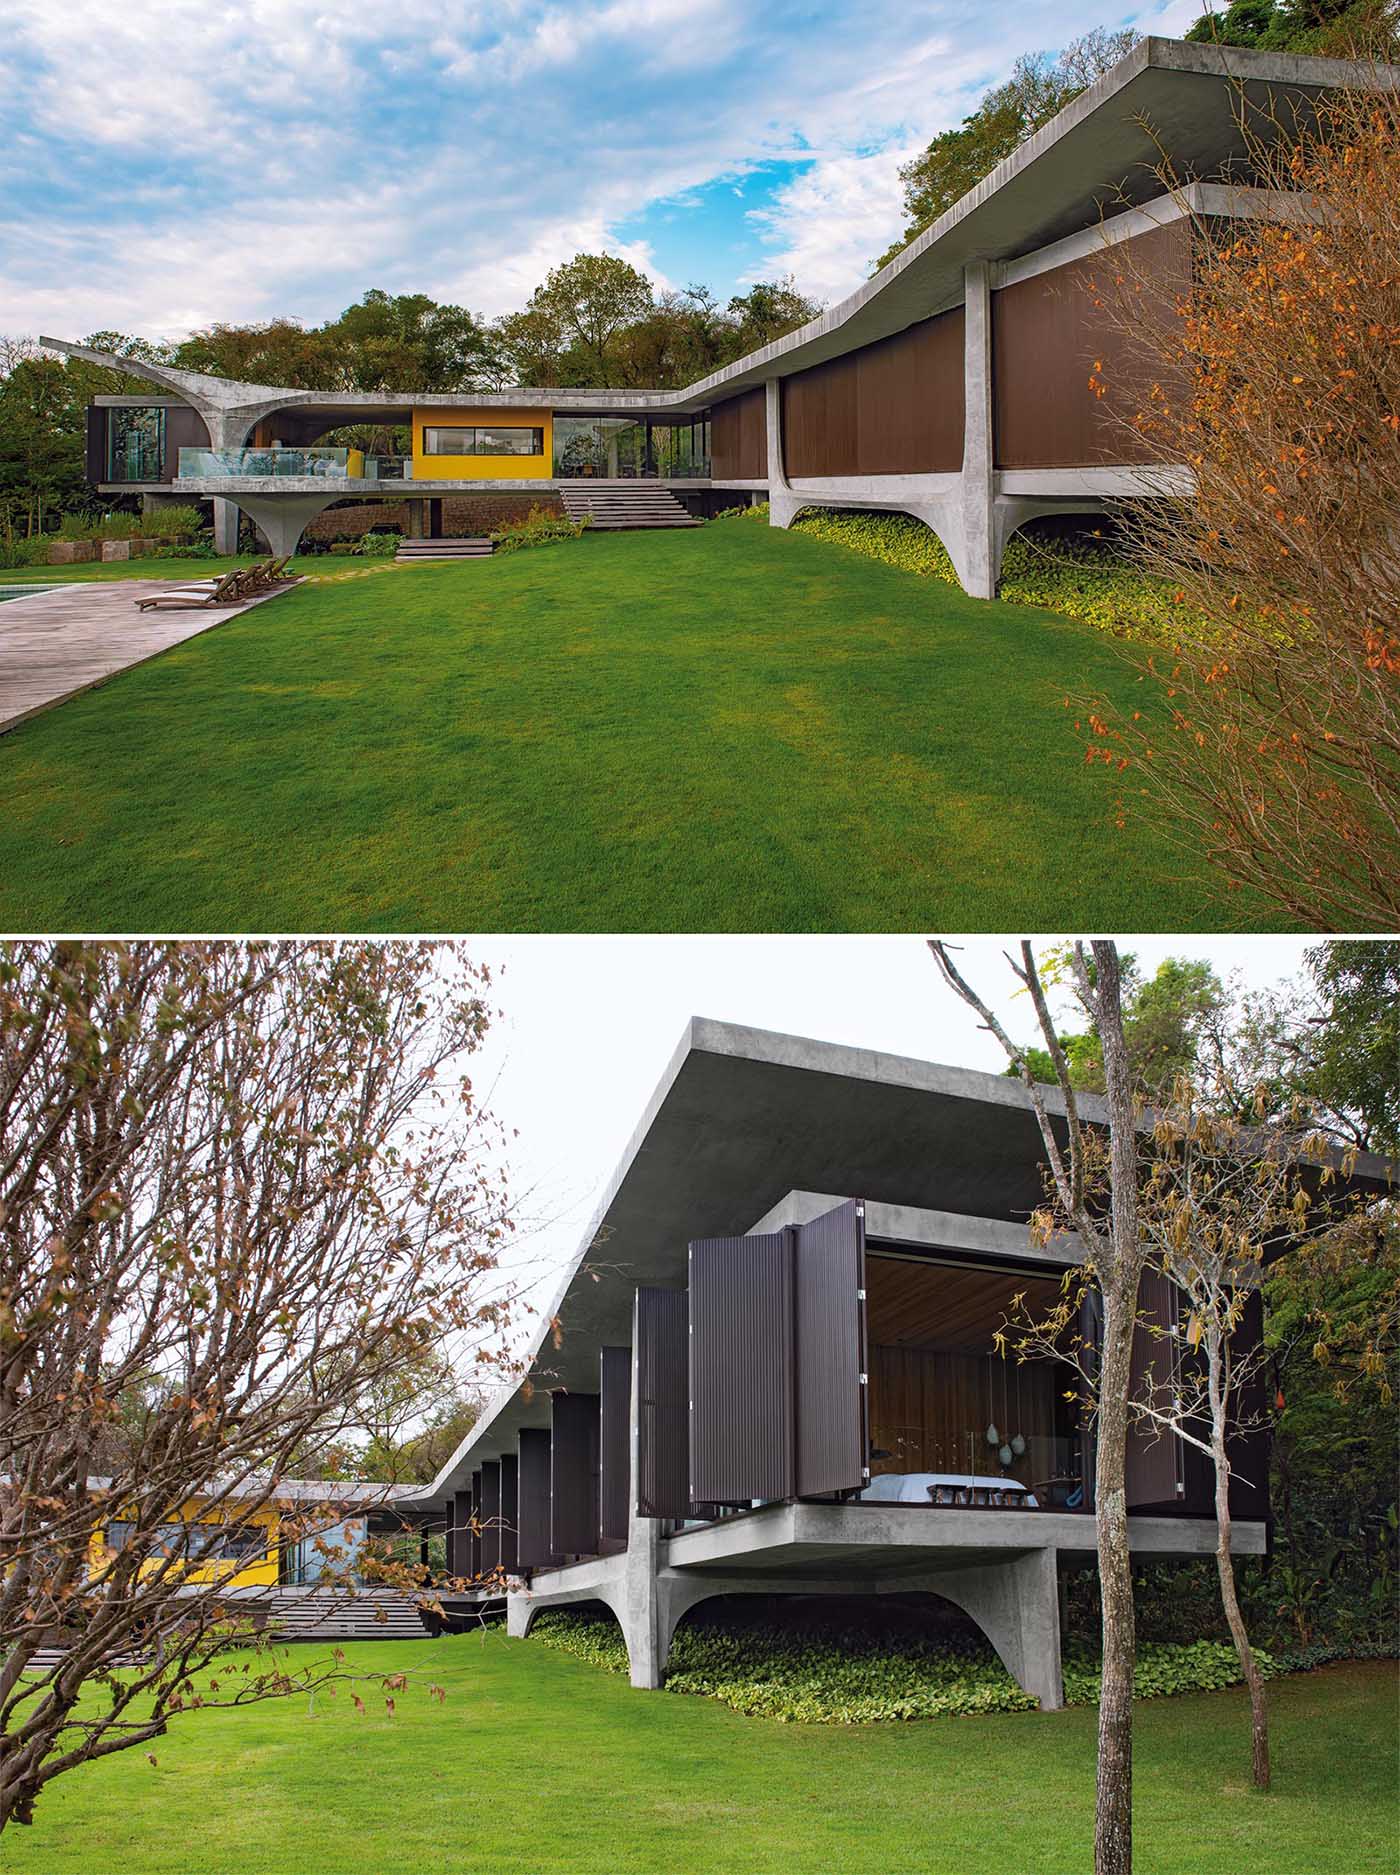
[0,578,300,735]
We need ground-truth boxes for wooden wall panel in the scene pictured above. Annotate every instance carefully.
[164,405,210,480]
[478,1460,501,1577]
[635,1287,692,1520]
[992,221,1190,469]
[710,388,767,480]
[868,1345,1054,1490]
[782,310,964,478]
[689,1232,794,1506]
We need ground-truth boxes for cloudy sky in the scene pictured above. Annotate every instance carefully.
[4,0,1205,345]
[470,934,1318,1324]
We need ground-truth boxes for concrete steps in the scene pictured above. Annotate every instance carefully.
[265,1588,426,1640]
[558,485,701,530]
[395,536,494,562]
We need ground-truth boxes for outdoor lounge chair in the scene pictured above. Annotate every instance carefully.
[135,568,246,611]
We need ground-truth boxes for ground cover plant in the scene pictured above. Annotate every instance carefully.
[0,524,1275,933]
[3,1633,1392,1875]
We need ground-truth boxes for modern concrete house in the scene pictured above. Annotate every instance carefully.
[404,1019,1392,1709]
[48,39,1396,594]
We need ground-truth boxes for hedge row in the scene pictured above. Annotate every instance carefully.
[713,503,1193,643]
[526,1608,1396,1725]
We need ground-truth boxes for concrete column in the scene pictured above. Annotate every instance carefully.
[930,1547,1064,1710]
[404,498,426,540]
[764,379,801,530]
[212,497,240,556]
[958,259,997,599]
[226,493,336,560]
[505,1591,532,1640]
[622,1335,666,1688]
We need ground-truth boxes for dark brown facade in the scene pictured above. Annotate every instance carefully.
[709,387,767,481]
[516,1427,556,1569]
[992,220,1190,470]
[550,1391,600,1558]
[598,1346,631,1555]
[781,308,965,477]
[634,1286,691,1521]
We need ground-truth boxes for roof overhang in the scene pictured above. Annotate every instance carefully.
[411,1017,1392,1505]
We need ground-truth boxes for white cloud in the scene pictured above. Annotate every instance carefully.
[3,0,1221,344]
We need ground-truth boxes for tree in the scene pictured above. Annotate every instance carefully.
[876,29,1138,268]
[505,253,656,388]
[1082,83,1400,927]
[725,277,822,355]
[1010,953,1227,1097]
[0,941,516,1832]
[1184,0,1399,55]
[930,939,1144,1875]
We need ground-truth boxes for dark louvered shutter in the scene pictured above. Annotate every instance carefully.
[1078,1285,1103,1510]
[478,1461,501,1576]
[550,1392,600,1558]
[1126,1267,1184,1509]
[498,1454,519,1573]
[599,1346,631,1552]
[516,1428,555,1569]
[469,1470,482,1579]
[688,1231,794,1505]
[634,1287,692,1519]
[1225,1287,1269,1521]
[793,1200,867,1495]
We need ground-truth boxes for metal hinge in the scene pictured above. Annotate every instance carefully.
[862,1466,871,1480]
[856,1288,866,1301]
[859,1372,868,1386]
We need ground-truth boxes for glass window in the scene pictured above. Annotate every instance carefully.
[107,406,166,482]
[421,426,544,457]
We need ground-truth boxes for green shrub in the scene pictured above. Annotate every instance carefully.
[0,533,55,570]
[755,505,1200,643]
[146,504,206,543]
[56,512,142,542]
[529,1602,1394,1725]
[491,505,589,553]
[356,530,401,557]
[149,543,207,559]
[711,501,771,523]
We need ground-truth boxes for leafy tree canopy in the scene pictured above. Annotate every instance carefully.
[1183,0,1398,54]
[1008,952,1227,1097]
[875,27,1139,271]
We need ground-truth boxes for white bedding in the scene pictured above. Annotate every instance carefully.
[859,1471,1038,1507]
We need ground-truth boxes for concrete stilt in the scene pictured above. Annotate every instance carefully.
[957,259,998,600]
[926,1548,1065,1710]
[213,497,240,556]
[222,493,337,560]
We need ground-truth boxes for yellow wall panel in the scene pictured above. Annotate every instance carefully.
[412,406,552,481]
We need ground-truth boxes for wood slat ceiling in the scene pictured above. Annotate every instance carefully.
[866,1255,1064,1353]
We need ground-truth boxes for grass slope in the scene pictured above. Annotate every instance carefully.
[5,1638,1393,1875]
[0,527,1266,932]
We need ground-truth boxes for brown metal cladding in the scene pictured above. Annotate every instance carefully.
[516,1427,556,1568]
[710,388,767,480]
[688,1231,794,1506]
[498,1453,519,1573]
[478,1460,501,1577]
[469,1469,482,1579]
[793,1201,868,1496]
[550,1391,601,1558]
[992,220,1190,469]
[634,1287,692,1520]
[598,1345,631,1554]
[782,309,964,477]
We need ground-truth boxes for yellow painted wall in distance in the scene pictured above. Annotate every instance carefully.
[412,407,553,480]
[89,1501,281,1589]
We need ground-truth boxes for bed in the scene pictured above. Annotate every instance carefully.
[858,1472,1040,1508]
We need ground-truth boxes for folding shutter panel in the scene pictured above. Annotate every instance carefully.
[498,1454,519,1573]
[469,1471,482,1580]
[516,1428,556,1569]
[793,1201,868,1496]
[1125,1267,1184,1510]
[688,1231,794,1505]
[551,1392,601,1558]
[478,1461,501,1577]
[451,1488,470,1579]
[598,1346,631,1553]
[1225,1288,1269,1521]
[634,1288,692,1519]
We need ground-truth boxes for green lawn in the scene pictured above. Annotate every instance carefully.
[0,526,1271,932]
[5,1638,1393,1874]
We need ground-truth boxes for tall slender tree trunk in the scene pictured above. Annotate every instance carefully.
[1209,1333,1270,1789]
[1091,940,1146,1875]
[1094,1287,1138,1875]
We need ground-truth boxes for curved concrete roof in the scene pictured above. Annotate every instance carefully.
[412,1016,1393,1505]
[42,40,1396,426]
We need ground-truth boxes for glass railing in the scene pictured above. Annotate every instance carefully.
[365,455,411,480]
[177,447,350,480]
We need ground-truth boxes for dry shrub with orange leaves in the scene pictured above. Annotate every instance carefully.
[1091,81,1399,929]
